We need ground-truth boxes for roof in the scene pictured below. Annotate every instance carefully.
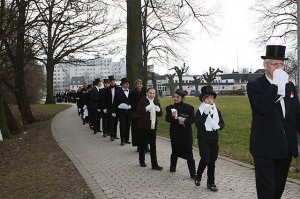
[220,72,262,82]
[70,76,85,85]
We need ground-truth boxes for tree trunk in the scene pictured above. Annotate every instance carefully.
[14,0,35,124]
[0,88,12,139]
[178,73,183,90]
[45,61,55,104]
[127,0,142,90]
[4,100,21,134]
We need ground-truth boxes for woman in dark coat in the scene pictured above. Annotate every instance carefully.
[165,89,196,178]
[129,79,146,148]
[136,88,163,170]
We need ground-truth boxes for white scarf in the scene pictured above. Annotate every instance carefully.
[199,103,220,131]
[147,97,156,129]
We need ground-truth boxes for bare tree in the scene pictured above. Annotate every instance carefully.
[32,0,120,104]
[170,63,189,89]
[285,52,297,83]
[193,75,202,96]
[203,67,223,86]
[165,73,176,96]
[127,0,143,89]
[252,0,297,46]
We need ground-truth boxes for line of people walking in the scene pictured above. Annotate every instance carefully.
[76,75,226,192]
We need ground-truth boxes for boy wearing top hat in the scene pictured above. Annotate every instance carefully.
[247,45,300,199]
[100,79,110,137]
[194,85,225,191]
[114,77,132,146]
[104,75,122,141]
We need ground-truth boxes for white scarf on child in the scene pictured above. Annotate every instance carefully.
[198,103,220,131]
[147,97,156,129]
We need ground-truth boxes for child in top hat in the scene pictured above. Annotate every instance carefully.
[194,85,225,192]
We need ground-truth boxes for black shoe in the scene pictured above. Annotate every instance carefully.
[152,165,163,171]
[125,141,131,144]
[97,130,102,132]
[103,134,107,138]
[140,162,147,167]
[194,175,201,186]
[94,130,97,134]
[110,137,114,141]
[207,183,218,192]
[121,142,125,146]
[114,136,119,139]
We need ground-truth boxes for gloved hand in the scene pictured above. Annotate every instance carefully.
[145,104,154,112]
[154,105,160,112]
[204,105,212,115]
[103,109,107,113]
[118,103,127,109]
[97,109,101,112]
[273,69,289,96]
[273,69,288,85]
[83,105,87,110]
[128,105,131,109]
[112,113,116,117]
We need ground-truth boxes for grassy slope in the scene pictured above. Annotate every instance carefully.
[0,104,94,199]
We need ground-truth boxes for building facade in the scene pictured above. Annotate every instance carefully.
[53,57,126,92]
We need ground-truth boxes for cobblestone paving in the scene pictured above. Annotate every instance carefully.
[52,105,300,199]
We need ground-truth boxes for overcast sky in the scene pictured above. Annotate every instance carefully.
[152,0,288,75]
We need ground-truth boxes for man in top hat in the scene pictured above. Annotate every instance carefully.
[247,45,300,199]
[104,75,122,141]
[100,79,110,137]
[114,77,132,146]
[89,78,102,134]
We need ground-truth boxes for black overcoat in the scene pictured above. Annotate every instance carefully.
[136,96,162,130]
[166,102,195,159]
[247,74,300,159]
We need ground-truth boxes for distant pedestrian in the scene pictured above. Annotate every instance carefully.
[247,45,300,199]
[194,85,225,192]
[136,88,163,170]
[166,89,196,179]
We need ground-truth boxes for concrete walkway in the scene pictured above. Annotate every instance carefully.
[51,105,300,199]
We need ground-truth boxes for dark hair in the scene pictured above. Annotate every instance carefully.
[146,87,156,93]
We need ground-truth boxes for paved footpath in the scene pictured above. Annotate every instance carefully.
[51,105,300,199]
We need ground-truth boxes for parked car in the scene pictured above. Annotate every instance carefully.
[190,90,196,96]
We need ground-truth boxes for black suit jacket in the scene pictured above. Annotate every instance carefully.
[247,74,300,159]
[114,88,131,108]
[89,87,100,109]
[103,86,122,113]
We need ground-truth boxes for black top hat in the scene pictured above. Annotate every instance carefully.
[261,45,288,60]
[199,85,217,102]
[94,78,101,83]
[103,79,109,83]
[120,77,129,85]
[175,89,187,98]
[108,75,115,81]
[92,81,96,85]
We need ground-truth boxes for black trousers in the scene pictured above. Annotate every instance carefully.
[102,112,108,135]
[253,154,292,199]
[90,108,100,132]
[138,129,158,167]
[118,109,131,143]
[131,117,139,146]
[196,139,218,184]
[108,113,118,137]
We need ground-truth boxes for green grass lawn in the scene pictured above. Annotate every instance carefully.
[157,95,300,180]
